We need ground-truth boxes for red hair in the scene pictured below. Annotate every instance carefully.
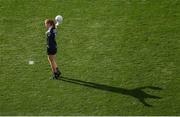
[45,19,55,28]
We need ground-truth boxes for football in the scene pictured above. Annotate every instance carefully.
[55,15,63,26]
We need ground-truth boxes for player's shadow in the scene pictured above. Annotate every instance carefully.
[61,76,162,107]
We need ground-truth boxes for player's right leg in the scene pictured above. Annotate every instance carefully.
[50,55,61,79]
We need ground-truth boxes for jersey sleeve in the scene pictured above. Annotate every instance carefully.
[48,30,55,40]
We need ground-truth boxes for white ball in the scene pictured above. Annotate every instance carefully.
[55,15,63,25]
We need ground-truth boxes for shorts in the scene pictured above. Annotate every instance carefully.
[47,47,57,55]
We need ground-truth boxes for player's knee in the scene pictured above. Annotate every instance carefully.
[48,56,53,61]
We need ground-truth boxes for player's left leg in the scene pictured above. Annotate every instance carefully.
[48,56,55,73]
[48,55,56,79]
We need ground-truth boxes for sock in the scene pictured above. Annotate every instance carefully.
[54,68,61,78]
[56,67,61,74]
[54,72,58,78]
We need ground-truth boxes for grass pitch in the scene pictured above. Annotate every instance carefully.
[0,0,180,115]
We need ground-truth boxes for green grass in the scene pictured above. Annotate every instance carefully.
[0,0,180,115]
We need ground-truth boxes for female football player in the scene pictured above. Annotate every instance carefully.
[45,19,61,79]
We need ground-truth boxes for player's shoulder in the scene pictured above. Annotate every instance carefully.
[50,28,57,34]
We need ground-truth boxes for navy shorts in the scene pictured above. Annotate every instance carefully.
[47,48,57,55]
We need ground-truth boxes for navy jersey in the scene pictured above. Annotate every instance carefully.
[46,27,57,49]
